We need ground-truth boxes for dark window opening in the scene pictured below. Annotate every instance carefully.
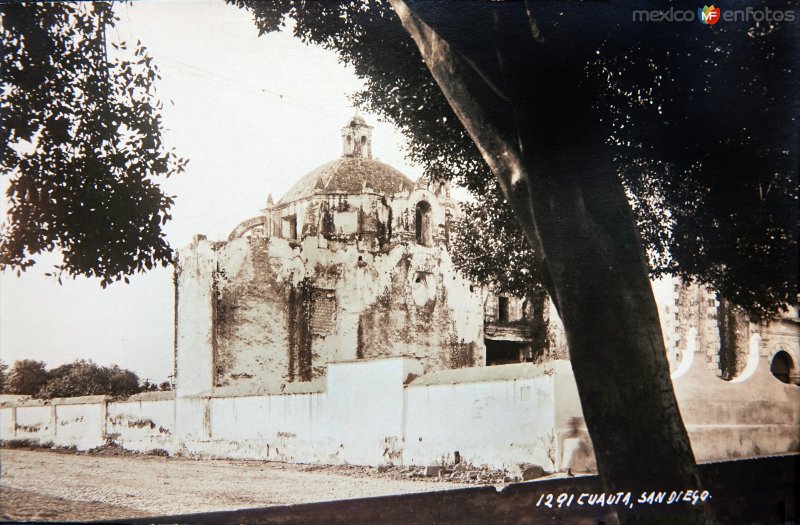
[770,351,794,384]
[361,135,367,145]
[498,297,509,323]
[286,215,298,240]
[485,339,526,366]
[415,201,433,246]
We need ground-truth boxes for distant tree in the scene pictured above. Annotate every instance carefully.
[5,359,48,395]
[0,359,8,392]
[106,365,141,397]
[0,2,186,286]
[158,381,172,391]
[37,360,141,399]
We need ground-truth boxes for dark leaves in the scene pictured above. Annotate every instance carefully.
[1,2,187,285]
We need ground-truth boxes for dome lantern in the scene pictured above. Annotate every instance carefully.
[341,114,373,159]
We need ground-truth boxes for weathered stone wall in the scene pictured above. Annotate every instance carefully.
[653,277,786,380]
[358,248,483,372]
[176,183,483,394]
[212,236,303,389]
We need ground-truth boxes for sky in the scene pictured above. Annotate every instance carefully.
[0,0,425,383]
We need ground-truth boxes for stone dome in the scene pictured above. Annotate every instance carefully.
[278,115,415,204]
[278,157,415,204]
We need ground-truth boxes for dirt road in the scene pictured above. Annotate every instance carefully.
[0,448,472,522]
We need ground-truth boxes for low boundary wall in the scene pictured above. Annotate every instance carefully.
[2,349,798,473]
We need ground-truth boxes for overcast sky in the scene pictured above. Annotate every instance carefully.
[0,0,424,383]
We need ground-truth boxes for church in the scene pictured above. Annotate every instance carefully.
[173,116,546,396]
[173,116,799,397]
[3,116,797,473]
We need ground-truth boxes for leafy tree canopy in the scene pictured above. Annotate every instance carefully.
[231,0,798,319]
[2,358,143,399]
[1,2,186,287]
[0,359,7,392]
[37,359,141,399]
[4,359,48,396]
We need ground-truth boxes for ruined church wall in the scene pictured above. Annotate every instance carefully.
[203,231,484,390]
[212,236,304,388]
[292,243,404,371]
[357,247,484,372]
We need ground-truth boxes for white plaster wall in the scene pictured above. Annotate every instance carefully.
[2,357,796,472]
[107,399,176,453]
[404,373,560,470]
[207,393,337,462]
[326,358,423,466]
[53,403,105,450]
[182,358,422,465]
[175,240,217,397]
[175,396,210,442]
[0,407,15,439]
[12,405,54,443]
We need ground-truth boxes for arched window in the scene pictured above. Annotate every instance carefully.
[770,350,795,384]
[415,201,433,246]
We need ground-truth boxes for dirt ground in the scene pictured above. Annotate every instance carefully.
[0,448,475,522]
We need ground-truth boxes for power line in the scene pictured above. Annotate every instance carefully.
[115,3,348,122]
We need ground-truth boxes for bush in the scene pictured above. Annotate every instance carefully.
[37,360,141,399]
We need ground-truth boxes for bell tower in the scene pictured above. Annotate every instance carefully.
[340,114,373,159]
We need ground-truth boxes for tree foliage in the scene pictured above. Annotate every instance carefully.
[230,0,798,319]
[587,9,799,318]
[0,359,7,392]
[1,359,142,399]
[37,359,141,399]
[0,2,186,286]
[4,359,48,395]
[451,191,544,299]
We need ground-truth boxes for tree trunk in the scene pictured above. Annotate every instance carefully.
[390,2,714,523]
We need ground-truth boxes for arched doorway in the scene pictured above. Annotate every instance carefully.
[770,350,795,384]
